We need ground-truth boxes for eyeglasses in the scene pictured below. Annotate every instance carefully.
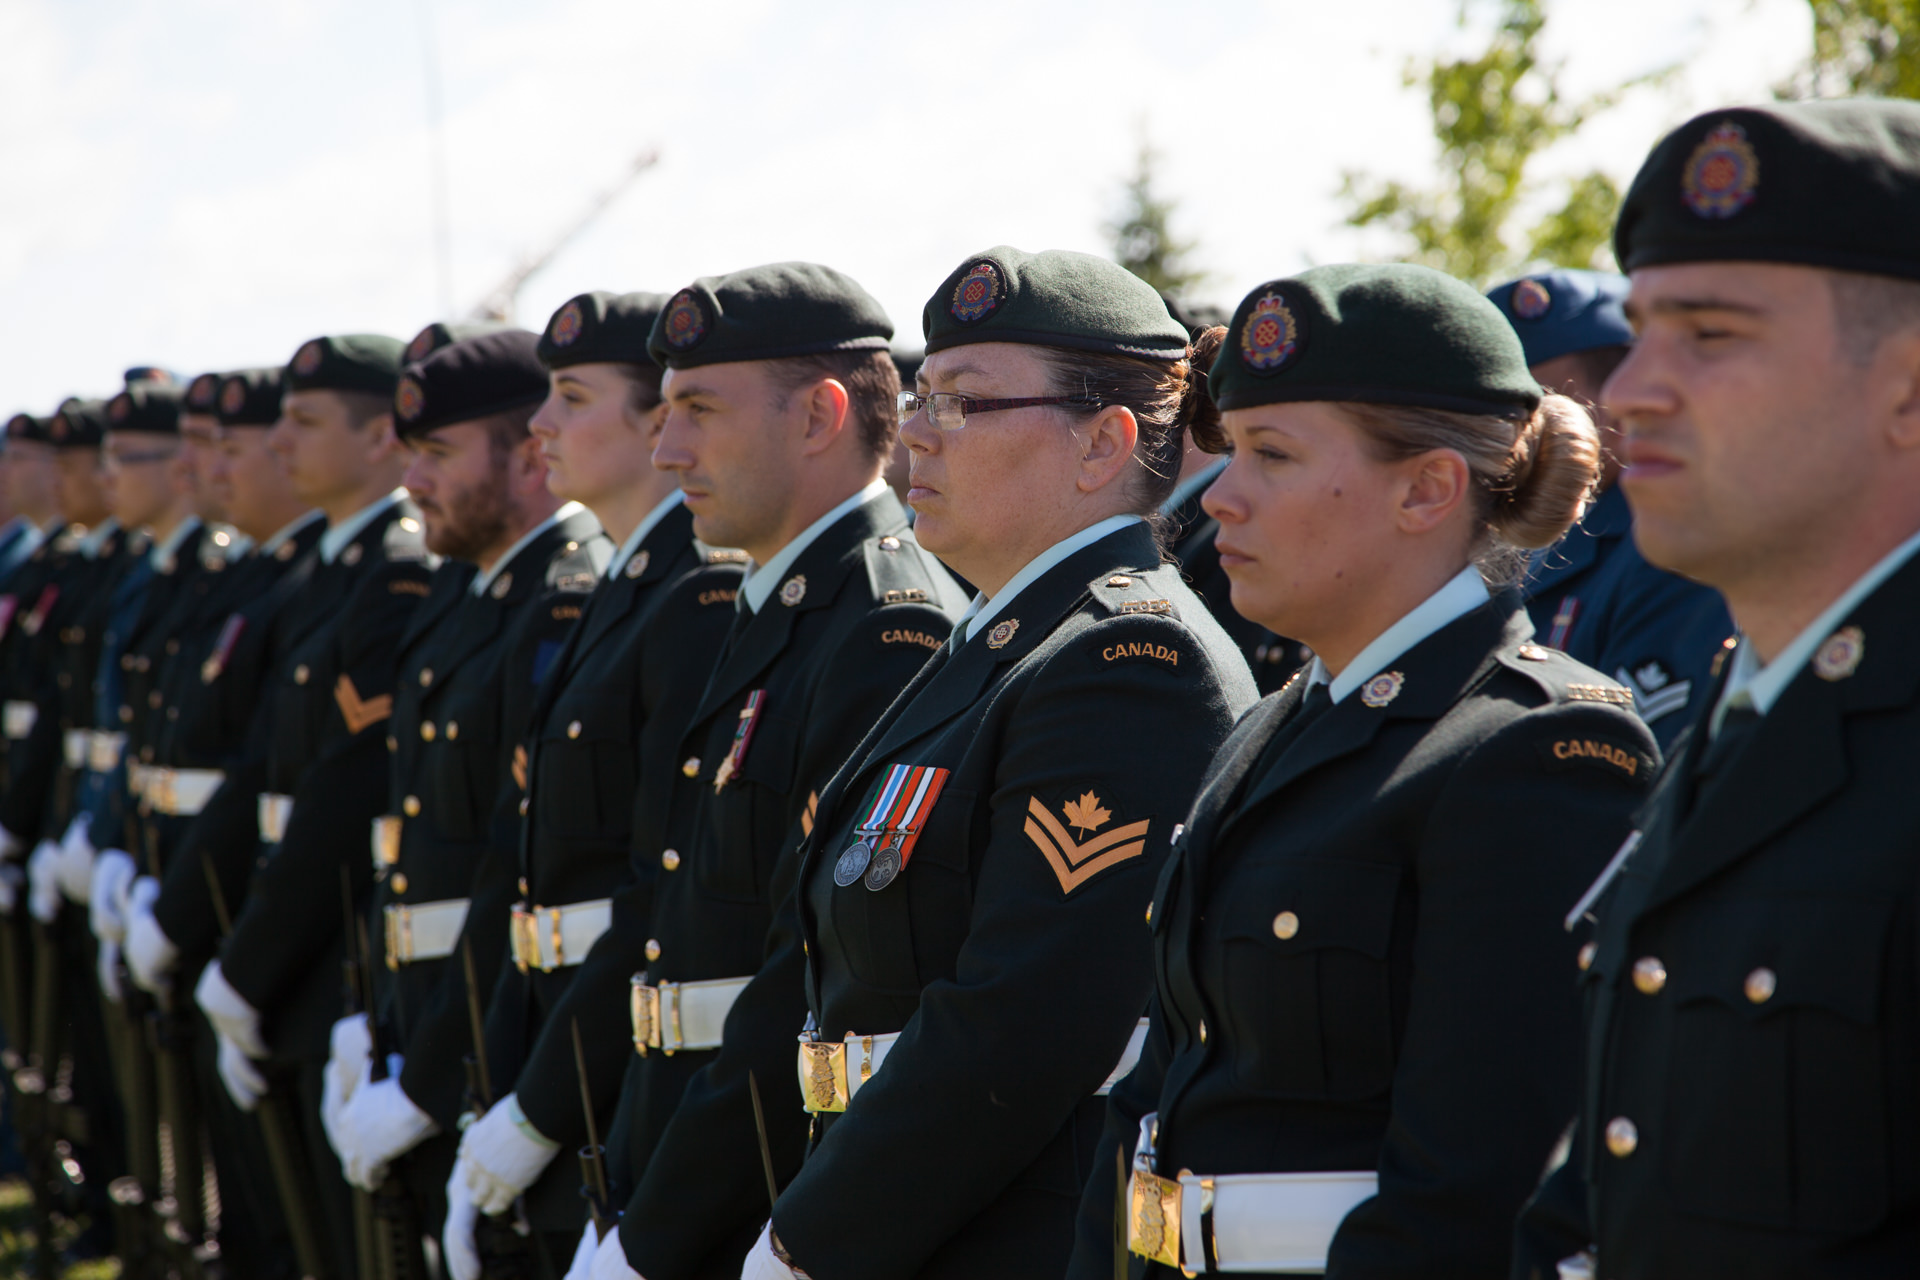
[895,390,1102,432]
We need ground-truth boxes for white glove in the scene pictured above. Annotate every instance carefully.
[321,1012,372,1158]
[194,960,268,1059]
[563,1221,600,1280]
[442,1171,483,1280]
[88,848,137,943]
[216,1031,267,1111]
[96,937,124,1003]
[56,813,96,903]
[27,840,62,922]
[457,1092,562,1214]
[740,1221,802,1280]
[124,880,177,995]
[0,862,24,915]
[339,1069,438,1190]
[590,1228,645,1280]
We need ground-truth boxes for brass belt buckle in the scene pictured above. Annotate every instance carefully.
[384,905,412,971]
[797,1038,849,1114]
[510,904,534,973]
[546,907,564,971]
[630,976,656,1056]
[371,816,402,871]
[1127,1167,1184,1269]
[660,981,683,1055]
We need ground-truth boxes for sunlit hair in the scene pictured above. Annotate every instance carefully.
[764,349,901,462]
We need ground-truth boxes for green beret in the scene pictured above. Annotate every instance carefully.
[1617,99,1920,281]
[285,333,406,397]
[106,385,184,436]
[49,398,107,449]
[122,366,178,390]
[540,291,667,369]
[217,369,286,428]
[5,413,53,446]
[1211,263,1542,418]
[921,246,1189,359]
[405,320,511,366]
[394,330,548,439]
[183,372,225,417]
[647,263,892,370]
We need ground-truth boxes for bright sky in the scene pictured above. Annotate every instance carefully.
[0,0,1813,413]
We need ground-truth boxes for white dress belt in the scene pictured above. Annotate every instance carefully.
[799,1017,1149,1114]
[86,731,126,774]
[630,975,750,1055]
[383,898,469,969]
[257,792,294,844]
[62,729,87,769]
[146,768,226,816]
[3,700,37,740]
[509,899,612,972]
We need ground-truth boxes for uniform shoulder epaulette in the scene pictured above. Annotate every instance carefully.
[1499,641,1636,706]
[862,531,945,605]
[1087,564,1182,620]
[383,513,430,562]
[704,547,750,565]
[546,537,610,593]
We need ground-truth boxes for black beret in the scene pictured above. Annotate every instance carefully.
[921,247,1189,360]
[404,320,512,366]
[183,372,225,417]
[49,398,108,449]
[647,263,892,369]
[394,329,548,439]
[5,414,53,446]
[106,384,184,436]
[123,366,178,390]
[217,369,286,428]
[285,333,407,397]
[540,291,667,369]
[1617,99,1920,281]
[1485,269,1633,366]
[1212,264,1542,418]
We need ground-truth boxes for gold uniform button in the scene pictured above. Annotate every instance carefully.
[1605,1116,1639,1158]
[149,690,163,708]
[119,706,134,723]
[1198,1020,1208,1043]
[1272,910,1300,940]
[1577,942,1597,971]
[681,756,701,777]
[1632,957,1667,995]
[1744,967,1777,1004]
[446,721,458,741]
[390,873,408,895]
[420,722,436,742]
[387,735,397,753]
[567,720,582,740]
[293,664,309,685]
[518,797,529,815]
[661,849,681,871]
[644,939,662,962]
[1144,902,1153,925]
[419,668,433,687]
[403,795,421,817]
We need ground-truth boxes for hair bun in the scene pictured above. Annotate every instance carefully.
[1181,324,1227,452]
[1489,393,1600,550]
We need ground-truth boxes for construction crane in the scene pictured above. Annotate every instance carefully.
[468,148,661,323]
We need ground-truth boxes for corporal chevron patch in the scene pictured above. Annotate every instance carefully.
[1024,792,1150,895]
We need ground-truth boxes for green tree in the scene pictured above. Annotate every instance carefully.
[1783,0,1920,98]
[1109,140,1205,298]
[1340,0,1658,285]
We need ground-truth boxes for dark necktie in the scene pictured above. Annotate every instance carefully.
[1689,699,1760,813]
[717,603,755,664]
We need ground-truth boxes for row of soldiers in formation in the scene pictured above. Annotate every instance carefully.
[0,95,1907,1280]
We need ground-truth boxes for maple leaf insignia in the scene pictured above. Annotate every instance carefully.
[1062,791,1111,833]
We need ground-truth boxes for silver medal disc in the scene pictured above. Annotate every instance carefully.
[834,838,874,887]
[863,842,902,891]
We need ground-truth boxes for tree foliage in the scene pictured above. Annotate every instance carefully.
[1783,0,1920,98]
[1340,0,1658,285]
[1109,140,1206,299]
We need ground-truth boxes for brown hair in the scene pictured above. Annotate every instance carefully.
[1032,324,1226,514]
[1827,270,1920,366]
[765,349,901,461]
[615,362,665,418]
[1339,393,1600,585]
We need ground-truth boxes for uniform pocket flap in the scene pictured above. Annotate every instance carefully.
[1667,895,1891,1024]
[1222,856,1402,960]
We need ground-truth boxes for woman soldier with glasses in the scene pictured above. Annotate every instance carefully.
[728,247,1258,1278]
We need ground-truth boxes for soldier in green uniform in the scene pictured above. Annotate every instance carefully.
[192,332,433,1280]
[430,290,744,1278]
[320,329,606,1242]
[1515,99,1920,1280]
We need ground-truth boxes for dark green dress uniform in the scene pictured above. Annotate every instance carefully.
[1512,99,1920,1280]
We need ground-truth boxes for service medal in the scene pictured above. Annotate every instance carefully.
[833,838,874,887]
[863,841,902,891]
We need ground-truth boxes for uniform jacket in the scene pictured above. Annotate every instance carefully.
[1069,593,1658,1280]
[221,499,434,1060]
[1166,480,1305,696]
[1516,552,1920,1279]
[606,491,968,1279]
[724,522,1250,1280]
[0,524,100,838]
[1524,485,1732,752]
[375,507,606,1127]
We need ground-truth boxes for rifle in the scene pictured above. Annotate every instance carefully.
[462,936,533,1280]
[353,907,427,1280]
[571,1017,612,1237]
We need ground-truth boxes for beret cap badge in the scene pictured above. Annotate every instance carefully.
[663,290,709,351]
[292,340,326,377]
[395,376,427,422]
[219,379,246,416]
[1682,121,1760,219]
[406,329,439,362]
[109,395,133,423]
[188,374,221,410]
[949,261,1003,324]
[551,300,585,348]
[1239,290,1302,374]
[1511,278,1553,320]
